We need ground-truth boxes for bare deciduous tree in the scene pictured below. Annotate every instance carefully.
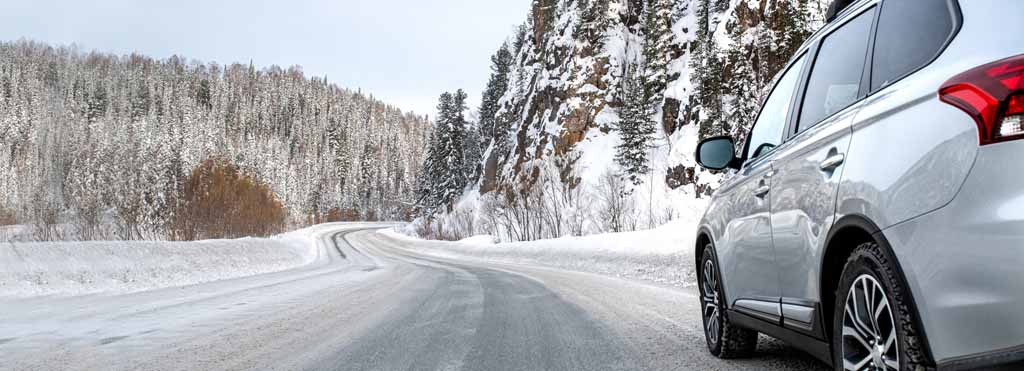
[595,168,637,234]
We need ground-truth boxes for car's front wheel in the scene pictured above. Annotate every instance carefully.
[832,242,928,371]
[699,245,758,358]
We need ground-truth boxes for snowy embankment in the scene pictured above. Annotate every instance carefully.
[0,225,337,298]
[385,218,702,288]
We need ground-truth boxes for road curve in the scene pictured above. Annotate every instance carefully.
[0,224,828,370]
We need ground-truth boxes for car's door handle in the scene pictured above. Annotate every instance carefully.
[754,184,770,198]
[819,153,846,171]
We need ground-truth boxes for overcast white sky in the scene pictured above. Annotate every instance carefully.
[0,0,531,118]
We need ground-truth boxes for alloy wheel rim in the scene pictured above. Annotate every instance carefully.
[701,258,721,346]
[841,274,900,371]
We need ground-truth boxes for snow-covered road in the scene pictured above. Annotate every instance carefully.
[0,224,827,370]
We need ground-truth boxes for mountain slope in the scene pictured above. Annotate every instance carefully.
[426,0,828,240]
[0,40,430,240]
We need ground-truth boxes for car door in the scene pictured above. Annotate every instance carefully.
[768,5,877,337]
[714,52,809,324]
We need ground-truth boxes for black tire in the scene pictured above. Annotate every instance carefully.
[699,245,758,358]
[831,242,929,371]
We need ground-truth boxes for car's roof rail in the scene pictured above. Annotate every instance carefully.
[825,0,859,22]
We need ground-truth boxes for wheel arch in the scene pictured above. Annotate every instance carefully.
[819,214,936,366]
[695,227,713,276]
[695,227,730,307]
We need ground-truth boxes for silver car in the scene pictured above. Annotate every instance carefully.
[693,0,1024,370]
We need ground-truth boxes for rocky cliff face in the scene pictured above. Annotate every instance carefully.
[478,0,826,205]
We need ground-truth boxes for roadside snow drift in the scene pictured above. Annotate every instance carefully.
[384,219,700,288]
[0,226,331,298]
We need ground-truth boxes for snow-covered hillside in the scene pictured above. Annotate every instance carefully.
[0,41,430,242]
[419,0,827,241]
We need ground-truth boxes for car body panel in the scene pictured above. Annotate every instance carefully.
[697,0,1024,367]
[770,104,857,307]
[883,141,1024,363]
[835,62,979,232]
[871,2,1024,364]
[733,299,783,323]
[706,157,781,313]
[835,0,1024,231]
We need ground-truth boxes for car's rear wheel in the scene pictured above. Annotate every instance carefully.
[699,245,758,358]
[832,242,928,371]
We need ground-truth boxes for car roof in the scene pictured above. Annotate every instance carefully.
[790,0,877,65]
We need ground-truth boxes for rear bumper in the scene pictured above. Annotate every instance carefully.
[883,141,1024,366]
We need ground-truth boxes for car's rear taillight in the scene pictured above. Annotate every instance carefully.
[940,54,1024,145]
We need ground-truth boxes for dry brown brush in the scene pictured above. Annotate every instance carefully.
[170,158,287,240]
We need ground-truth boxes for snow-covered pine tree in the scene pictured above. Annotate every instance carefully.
[641,0,676,107]
[450,90,478,184]
[713,0,729,13]
[357,141,375,214]
[478,43,514,148]
[722,0,815,141]
[418,91,469,211]
[327,124,350,192]
[725,23,763,136]
[765,0,812,77]
[576,0,612,51]
[691,1,726,140]
[87,83,108,124]
[130,81,150,122]
[614,64,656,186]
[416,130,442,211]
[464,119,483,184]
[435,91,469,209]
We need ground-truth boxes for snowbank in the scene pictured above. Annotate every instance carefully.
[0,225,333,298]
[384,218,702,288]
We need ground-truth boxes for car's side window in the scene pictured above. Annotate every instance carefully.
[797,8,875,133]
[744,53,808,162]
[871,0,955,91]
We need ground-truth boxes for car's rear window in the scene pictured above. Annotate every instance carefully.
[871,0,956,91]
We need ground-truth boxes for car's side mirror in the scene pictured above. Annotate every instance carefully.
[696,136,741,171]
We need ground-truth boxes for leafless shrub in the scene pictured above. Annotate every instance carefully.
[29,197,63,242]
[413,217,436,239]
[110,172,145,241]
[445,205,477,241]
[411,213,466,242]
[171,158,287,241]
[537,163,567,239]
[430,219,460,242]
[499,191,526,241]
[66,151,107,240]
[0,204,16,227]
[478,188,532,242]
[566,178,594,237]
[595,168,637,233]
[71,199,104,241]
[479,191,515,241]
[648,203,675,229]
[478,194,500,238]
[536,160,595,238]
[474,157,599,242]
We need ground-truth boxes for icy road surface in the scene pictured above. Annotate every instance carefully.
[0,224,827,370]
